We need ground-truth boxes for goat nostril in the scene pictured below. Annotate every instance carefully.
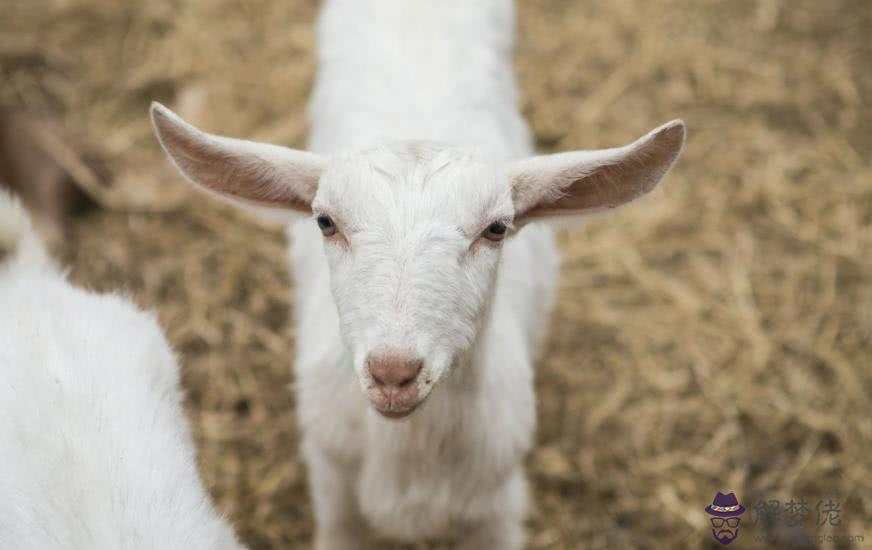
[371,372,385,387]
[397,373,417,387]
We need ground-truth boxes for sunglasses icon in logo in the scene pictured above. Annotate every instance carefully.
[705,491,745,545]
[711,517,741,529]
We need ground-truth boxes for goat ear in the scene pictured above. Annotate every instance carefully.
[509,120,685,224]
[150,102,326,223]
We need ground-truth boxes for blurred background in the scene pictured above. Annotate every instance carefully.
[1,0,870,548]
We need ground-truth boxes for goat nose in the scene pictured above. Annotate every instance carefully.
[366,352,423,389]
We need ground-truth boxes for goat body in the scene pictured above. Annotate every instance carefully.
[296,1,552,546]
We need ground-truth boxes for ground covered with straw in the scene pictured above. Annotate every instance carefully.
[2,1,871,548]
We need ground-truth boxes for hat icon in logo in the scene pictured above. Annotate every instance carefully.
[705,491,745,545]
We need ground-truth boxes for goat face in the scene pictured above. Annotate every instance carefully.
[150,102,685,419]
[312,144,511,417]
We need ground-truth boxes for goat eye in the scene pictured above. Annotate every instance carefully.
[316,214,337,237]
[483,221,508,242]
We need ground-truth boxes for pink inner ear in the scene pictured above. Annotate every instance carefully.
[517,122,685,218]
[153,108,315,212]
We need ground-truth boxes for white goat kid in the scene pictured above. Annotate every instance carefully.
[0,194,242,550]
[150,0,685,547]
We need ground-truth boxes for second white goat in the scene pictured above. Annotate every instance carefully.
[0,194,242,550]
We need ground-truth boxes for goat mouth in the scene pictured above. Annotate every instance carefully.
[372,392,434,419]
[373,402,420,420]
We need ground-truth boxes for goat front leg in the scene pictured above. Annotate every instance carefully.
[306,450,366,550]
[456,470,526,550]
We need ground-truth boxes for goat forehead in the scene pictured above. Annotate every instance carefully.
[318,142,510,224]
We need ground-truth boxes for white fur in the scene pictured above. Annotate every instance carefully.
[150,0,685,546]
[0,194,243,550]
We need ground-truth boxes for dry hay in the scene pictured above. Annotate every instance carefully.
[2,0,871,548]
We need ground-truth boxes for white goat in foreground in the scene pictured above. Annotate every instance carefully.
[0,194,242,550]
[150,0,685,547]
